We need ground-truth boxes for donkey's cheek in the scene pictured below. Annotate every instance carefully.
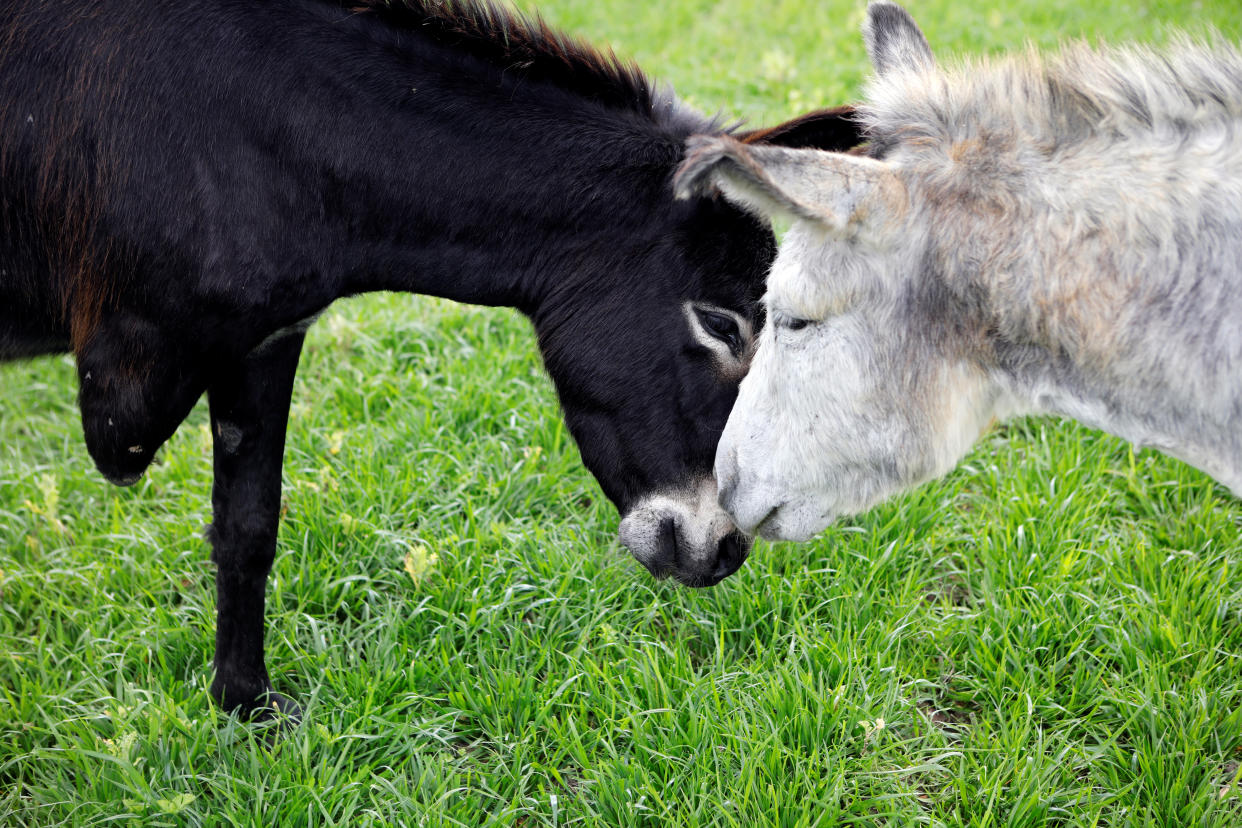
[714,403,782,534]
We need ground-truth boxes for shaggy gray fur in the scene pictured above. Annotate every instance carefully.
[689,1,1242,541]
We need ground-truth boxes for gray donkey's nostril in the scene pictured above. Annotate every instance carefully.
[716,462,739,511]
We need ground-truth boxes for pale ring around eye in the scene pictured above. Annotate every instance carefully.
[689,304,751,359]
[695,308,741,347]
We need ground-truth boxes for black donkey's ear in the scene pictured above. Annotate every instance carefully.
[734,105,863,151]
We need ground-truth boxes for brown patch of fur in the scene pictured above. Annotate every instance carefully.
[947,138,984,164]
[0,10,138,352]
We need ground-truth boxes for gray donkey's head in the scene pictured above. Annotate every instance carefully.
[676,1,1242,540]
[674,3,992,540]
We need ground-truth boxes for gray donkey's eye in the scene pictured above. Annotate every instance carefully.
[777,314,812,332]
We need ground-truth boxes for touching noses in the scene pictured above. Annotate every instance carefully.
[714,441,780,538]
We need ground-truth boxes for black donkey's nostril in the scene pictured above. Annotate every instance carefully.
[657,516,679,569]
[711,531,750,582]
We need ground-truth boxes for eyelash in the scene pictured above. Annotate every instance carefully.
[776,314,813,332]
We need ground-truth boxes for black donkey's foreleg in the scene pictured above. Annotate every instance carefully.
[205,330,306,721]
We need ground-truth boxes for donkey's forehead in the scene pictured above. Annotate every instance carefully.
[765,229,830,317]
[765,222,901,318]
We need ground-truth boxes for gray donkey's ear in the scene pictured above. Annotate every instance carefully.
[863,2,934,75]
[674,135,903,238]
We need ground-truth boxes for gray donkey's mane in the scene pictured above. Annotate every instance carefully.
[860,37,1242,155]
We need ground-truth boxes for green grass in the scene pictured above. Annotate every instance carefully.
[4,1,1242,825]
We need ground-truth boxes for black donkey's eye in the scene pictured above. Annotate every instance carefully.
[695,308,742,354]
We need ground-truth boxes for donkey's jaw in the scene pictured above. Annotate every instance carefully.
[723,489,832,543]
[754,504,824,543]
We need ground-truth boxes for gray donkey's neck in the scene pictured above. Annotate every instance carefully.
[980,159,1242,495]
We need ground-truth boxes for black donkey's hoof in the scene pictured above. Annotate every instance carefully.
[213,682,303,727]
[245,691,303,726]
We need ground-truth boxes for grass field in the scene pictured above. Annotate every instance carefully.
[4,1,1242,825]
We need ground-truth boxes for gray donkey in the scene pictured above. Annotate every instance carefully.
[675,1,1242,542]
